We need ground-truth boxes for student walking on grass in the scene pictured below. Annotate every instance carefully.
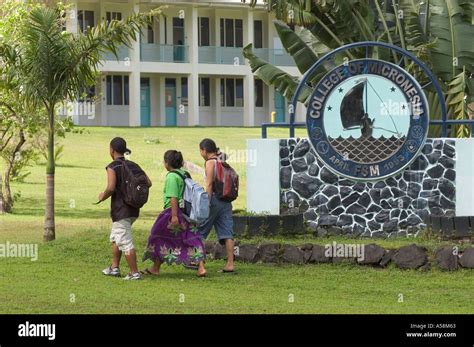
[142,150,207,277]
[98,137,152,280]
[198,138,238,273]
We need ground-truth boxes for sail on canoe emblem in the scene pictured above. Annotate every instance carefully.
[306,58,429,181]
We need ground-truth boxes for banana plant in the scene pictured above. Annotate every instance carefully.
[244,0,474,138]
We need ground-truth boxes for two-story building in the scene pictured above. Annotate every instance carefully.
[62,0,305,127]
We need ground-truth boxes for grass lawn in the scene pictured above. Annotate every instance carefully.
[0,127,473,314]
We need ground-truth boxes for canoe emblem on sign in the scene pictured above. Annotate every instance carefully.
[306,59,429,181]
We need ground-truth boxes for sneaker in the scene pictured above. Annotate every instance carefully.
[102,266,120,277]
[123,272,142,281]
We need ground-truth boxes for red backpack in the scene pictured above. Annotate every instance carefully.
[209,158,239,202]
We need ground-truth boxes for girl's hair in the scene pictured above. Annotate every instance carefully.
[164,150,184,169]
[199,138,219,153]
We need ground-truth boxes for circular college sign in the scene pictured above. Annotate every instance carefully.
[307,59,429,181]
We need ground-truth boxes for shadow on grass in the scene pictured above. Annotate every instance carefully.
[56,164,96,169]
[11,197,160,220]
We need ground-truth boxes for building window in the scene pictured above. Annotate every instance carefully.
[235,19,243,48]
[79,86,96,103]
[220,18,243,48]
[181,77,188,106]
[164,16,167,44]
[254,20,263,48]
[106,12,122,22]
[147,25,154,44]
[236,79,243,107]
[255,79,263,107]
[106,75,129,106]
[173,17,184,45]
[78,10,94,32]
[220,78,244,107]
[225,79,234,106]
[199,78,210,107]
[173,17,185,62]
[198,17,210,47]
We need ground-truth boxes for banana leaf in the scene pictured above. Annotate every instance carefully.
[428,0,474,82]
[243,43,312,104]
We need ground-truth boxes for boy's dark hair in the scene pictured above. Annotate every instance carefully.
[110,137,131,155]
[199,138,219,153]
[164,150,184,169]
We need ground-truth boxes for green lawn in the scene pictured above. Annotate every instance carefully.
[0,127,473,314]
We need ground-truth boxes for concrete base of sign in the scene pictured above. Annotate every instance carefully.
[247,137,472,237]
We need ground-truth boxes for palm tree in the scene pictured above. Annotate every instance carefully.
[0,3,160,241]
[244,0,473,137]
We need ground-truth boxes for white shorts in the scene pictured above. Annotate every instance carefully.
[110,218,136,252]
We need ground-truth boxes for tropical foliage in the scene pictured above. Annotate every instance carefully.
[0,0,160,240]
[243,0,473,137]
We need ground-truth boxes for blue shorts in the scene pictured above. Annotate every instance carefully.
[199,195,234,244]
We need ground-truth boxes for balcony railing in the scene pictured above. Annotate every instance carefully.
[141,44,189,63]
[253,48,294,66]
[103,45,130,62]
[198,46,294,66]
[198,46,245,65]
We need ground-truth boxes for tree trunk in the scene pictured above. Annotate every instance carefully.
[44,107,56,242]
[3,166,13,213]
[0,172,5,214]
[2,130,26,214]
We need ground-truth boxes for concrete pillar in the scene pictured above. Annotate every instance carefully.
[244,75,255,126]
[186,5,200,125]
[66,0,78,34]
[214,77,222,126]
[242,8,255,126]
[128,0,141,126]
[159,76,166,126]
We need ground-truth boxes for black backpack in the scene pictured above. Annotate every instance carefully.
[120,160,150,208]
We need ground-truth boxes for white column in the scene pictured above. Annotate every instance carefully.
[66,0,78,34]
[214,78,221,125]
[187,5,200,125]
[128,0,141,126]
[244,75,255,126]
[98,0,108,126]
[101,77,108,126]
[159,76,166,126]
[243,9,255,126]
[266,13,275,122]
[214,9,220,47]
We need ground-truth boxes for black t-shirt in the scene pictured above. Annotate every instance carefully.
[106,157,145,222]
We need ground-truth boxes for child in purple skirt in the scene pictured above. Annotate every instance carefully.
[142,150,206,277]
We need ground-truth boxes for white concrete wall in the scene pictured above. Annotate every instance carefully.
[455,138,474,216]
[247,137,473,217]
[246,139,280,214]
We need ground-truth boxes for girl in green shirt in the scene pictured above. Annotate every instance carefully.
[142,150,206,277]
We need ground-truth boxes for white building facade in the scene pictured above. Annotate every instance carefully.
[63,0,305,127]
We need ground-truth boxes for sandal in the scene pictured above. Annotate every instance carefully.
[140,268,160,277]
[218,269,236,274]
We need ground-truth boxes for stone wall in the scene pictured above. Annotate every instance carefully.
[280,138,456,237]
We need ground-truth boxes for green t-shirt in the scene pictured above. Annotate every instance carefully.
[163,168,187,210]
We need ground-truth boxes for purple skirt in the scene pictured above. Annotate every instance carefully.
[143,208,205,265]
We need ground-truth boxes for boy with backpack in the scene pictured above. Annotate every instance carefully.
[98,137,152,280]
